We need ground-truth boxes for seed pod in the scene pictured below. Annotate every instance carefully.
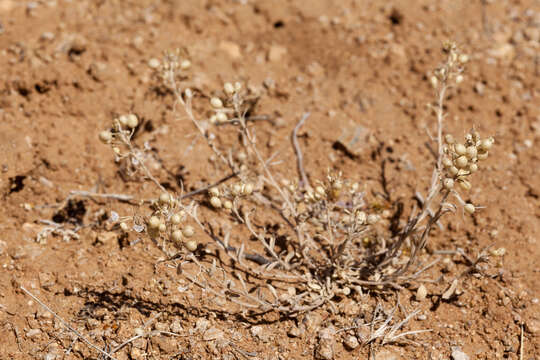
[242,183,254,195]
[210,97,223,108]
[210,196,222,208]
[458,179,471,191]
[224,82,235,95]
[171,213,182,225]
[223,200,233,209]
[466,146,477,159]
[455,156,468,168]
[185,240,197,252]
[442,157,453,168]
[443,178,454,189]
[464,203,475,214]
[126,114,138,129]
[159,192,171,204]
[449,166,459,176]
[119,115,129,127]
[185,88,193,98]
[158,223,167,232]
[171,229,182,242]
[454,143,467,156]
[478,138,494,150]
[182,225,195,238]
[148,216,161,228]
[216,112,228,123]
[468,163,478,173]
[99,130,112,144]
[444,134,455,144]
[120,222,129,232]
[208,187,220,197]
[416,284,428,301]
[231,183,242,196]
[477,150,489,160]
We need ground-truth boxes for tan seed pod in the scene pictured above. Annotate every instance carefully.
[148,216,160,228]
[119,115,129,127]
[120,222,129,232]
[468,163,478,173]
[158,223,167,232]
[182,225,195,238]
[464,203,475,214]
[455,156,468,169]
[466,146,477,159]
[367,214,379,225]
[444,134,455,144]
[208,187,220,197]
[224,82,235,95]
[216,112,228,123]
[126,114,138,129]
[454,143,467,156]
[443,178,454,189]
[210,97,223,108]
[185,240,197,252]
[210,196,222,208]
[170,214,182,225]
[159,192,171,204]
[458,179,471,191]
[449,166,459,176]
[477,150,489,160]
[442,157,453,168]
[243,183,254,195]
[416,284,428,301]
[99,130,112,144]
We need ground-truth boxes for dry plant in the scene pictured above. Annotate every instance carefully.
[97,42,495,317]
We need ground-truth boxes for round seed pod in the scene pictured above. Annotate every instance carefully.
[126,114,138,129]
[458,179,471,191]
[468,163,478,173]
[120,222,129,232]
[443,178,454,189]
[224,82,235,95]
[210,97,223,108]
[231,183,242,196]
[148,216,161,228]
[449,166,459,176]
[242,183,254,195]
[170,213,182,225]
[454,143,467,156]
[208,187,220,197]
[455,156,468,169]
[477,150,489,160]
[171,229,182,242]
[210,196,222,208]
[182,225,195,238]
[464,203,475,214]
[442,157,453,168]
[159,192,171,205]
[99,130,112,144]
[119,115,129,127]
[444,134,455,144]
[158,223,167,232]
[185,240,197,252]
[223,200,233,209]
[216,112,228,123]
[479,138,494,150]
[466,146,477,159]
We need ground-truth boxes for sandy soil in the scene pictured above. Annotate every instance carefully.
[0,0,539,359]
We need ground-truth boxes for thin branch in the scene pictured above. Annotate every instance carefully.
[292,112,310,189]
[20,286,117,360]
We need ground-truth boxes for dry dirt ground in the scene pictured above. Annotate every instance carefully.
[1,0,539,359]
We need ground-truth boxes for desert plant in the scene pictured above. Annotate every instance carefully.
[98,41,494,316]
